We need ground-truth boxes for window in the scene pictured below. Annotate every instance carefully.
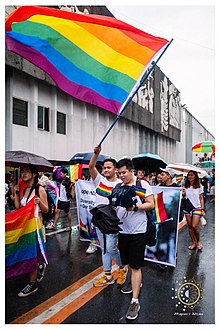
[57,111,66,134]
[38,106,49,131]
[13,98,28,126]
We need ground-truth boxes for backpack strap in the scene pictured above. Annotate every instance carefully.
[23,183,40,204]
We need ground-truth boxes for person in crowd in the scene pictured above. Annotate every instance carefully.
[209,168,215,203]
[160,167,179,187]
[155,172,163,185]
[38,171,49,188]
[201,175,208,204]
[115,158,154,320]
[85,165,102,253]
[89,145,127,287]
[12,164,48,297]
[47,168,72,231]
[136,169,147,181]
[182,170,205,251]
[148,172,157,186]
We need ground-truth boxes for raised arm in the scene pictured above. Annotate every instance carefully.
[89,145,102,181]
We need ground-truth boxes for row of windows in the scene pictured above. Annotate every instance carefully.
[12,97,66,134]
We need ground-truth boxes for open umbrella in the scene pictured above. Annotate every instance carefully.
[199,161,215,168]
[132,153,167,172]
[167,163,208,177]
[192,141,215,153]
[69,152,109,165]
[5,150,54,172]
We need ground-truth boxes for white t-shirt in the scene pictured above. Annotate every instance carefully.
[59,184,70,202]
[185,185,204,209]
[116,178,153,234]
[93,173,121,205]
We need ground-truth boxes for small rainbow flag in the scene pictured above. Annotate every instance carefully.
[152,192,170,224]
[5,6,168,114]
[5,198,47,279]
[133,185,146,199]
[96,182,113,197]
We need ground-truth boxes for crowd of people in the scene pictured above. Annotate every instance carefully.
[5,149,215,320]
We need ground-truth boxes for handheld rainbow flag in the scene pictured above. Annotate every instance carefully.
[152,191,172,224]
[133,185,146,199]
[5,198,48,279]
[5,6,169,115]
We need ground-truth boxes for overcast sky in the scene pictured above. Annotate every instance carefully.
[108,3,215,136]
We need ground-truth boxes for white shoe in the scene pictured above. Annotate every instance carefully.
[86,243,97,254]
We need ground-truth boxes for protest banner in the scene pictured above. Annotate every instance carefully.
[144,186,182,267]
[75,180,99,245]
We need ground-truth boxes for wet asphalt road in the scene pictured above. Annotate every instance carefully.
[6,199,215,324]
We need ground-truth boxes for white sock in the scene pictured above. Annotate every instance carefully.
[131,298,139,303]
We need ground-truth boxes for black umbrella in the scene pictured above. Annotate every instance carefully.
[69,152,109,165]
[5,150,54,172]
[132,153,167,172]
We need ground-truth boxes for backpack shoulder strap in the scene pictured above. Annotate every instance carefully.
[136,179,142,188]
[23,183,40,204]
[34,184,40,198]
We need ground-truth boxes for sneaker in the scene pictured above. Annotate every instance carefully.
[93,274,115,287]
[37,262,46,282]
[86,243,97,254]
[65,226,72,232]
[121,282,142,294]
[117,267,128,285]
[18,282,38,297]
[121,282,132,294]
[126,301,140,320]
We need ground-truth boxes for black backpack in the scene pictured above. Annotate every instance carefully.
[108,184,138,208]
[90,204,122,254]
[24,184,56,223]
[35,185,56,222]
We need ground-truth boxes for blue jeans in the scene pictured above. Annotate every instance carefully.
[96,227,122,271]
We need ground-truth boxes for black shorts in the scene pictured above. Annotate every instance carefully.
[57,200,70,213]
[118,233,146,269]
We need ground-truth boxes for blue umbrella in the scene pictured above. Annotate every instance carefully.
[69,152,109,165]
[132,153,167,172]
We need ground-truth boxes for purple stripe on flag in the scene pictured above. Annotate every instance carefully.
[6,258,38,279]
[6,36,121,114]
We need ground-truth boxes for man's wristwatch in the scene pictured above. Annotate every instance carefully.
[133,206,138,212]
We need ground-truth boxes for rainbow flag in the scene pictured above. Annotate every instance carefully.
[5,6,169,114]
[152,192,170,224]
[133,185,146,199]
[96,182,113,197]
[5,198,47,279]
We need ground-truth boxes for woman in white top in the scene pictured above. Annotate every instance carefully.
[182,170,205,252]
[13,164,48,297]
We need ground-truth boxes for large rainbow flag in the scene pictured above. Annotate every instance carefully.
[5,198,48,279]
[5,6,169,114]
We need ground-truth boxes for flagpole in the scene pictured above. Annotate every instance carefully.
[98,38,174,147]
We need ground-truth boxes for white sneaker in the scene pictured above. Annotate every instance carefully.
[86,243,97,254]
